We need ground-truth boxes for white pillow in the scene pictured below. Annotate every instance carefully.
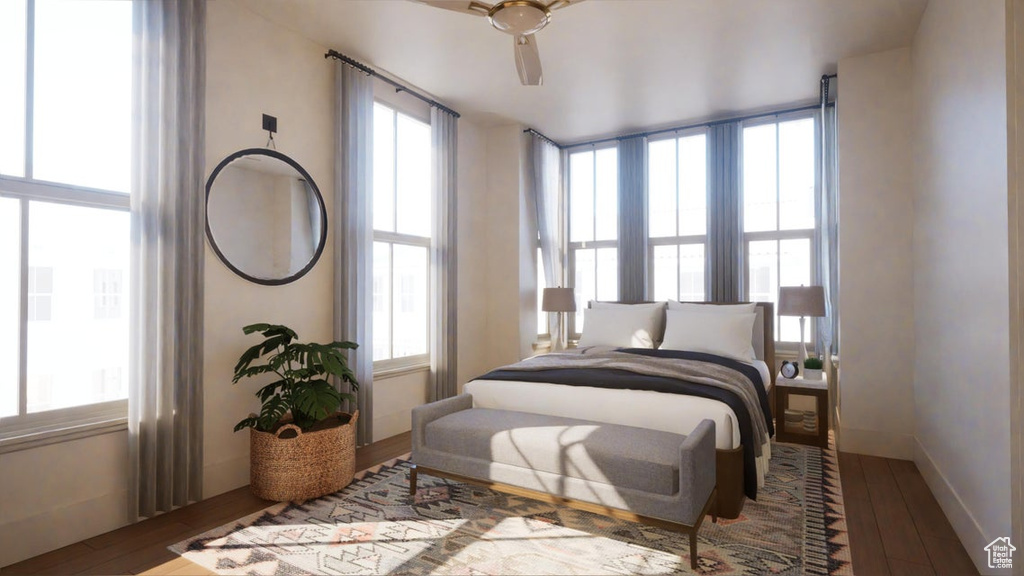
[589,301,667,344]
[668,301,756,314]
[660,309,757,362]
[578,305,663,349]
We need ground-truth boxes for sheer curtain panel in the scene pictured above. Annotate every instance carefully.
[430,108,458,401]
[817,94,840,355]
[708,122,742,302]
[334,61,374,445]
[618,136,647,302]
[530,133,563,335]
[128,0,206,520]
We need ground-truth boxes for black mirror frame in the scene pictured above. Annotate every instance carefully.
[205,148,328,286]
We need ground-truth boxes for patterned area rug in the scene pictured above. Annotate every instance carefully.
[171,442,851,575]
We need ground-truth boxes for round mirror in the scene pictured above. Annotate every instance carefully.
[206,148,327,285]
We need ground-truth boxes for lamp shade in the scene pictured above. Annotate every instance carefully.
[778,285,826,317]
[542,287,576,312]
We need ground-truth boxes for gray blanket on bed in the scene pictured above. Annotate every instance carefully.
[496,347,770,458]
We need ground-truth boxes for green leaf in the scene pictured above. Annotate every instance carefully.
[256,395,289,431]
[233,416,259,432]
[292,380,342,424]
[255,380,287,402]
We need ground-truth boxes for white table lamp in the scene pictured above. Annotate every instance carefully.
[542,287,576,352]
[778,285,826,366]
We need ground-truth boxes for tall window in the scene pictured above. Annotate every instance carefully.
[742,115,816,342]
[1,0,132,432]
[372,102,431,368]
[568,146,618,335]
[648,131,708,302]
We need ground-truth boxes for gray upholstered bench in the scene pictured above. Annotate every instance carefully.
[410,393,718,570]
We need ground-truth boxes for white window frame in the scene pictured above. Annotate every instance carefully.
[0,1,131,452]
[739,110,820,345]
[646,128,709,302]
[372,101,431,374]
[566,144,619,339]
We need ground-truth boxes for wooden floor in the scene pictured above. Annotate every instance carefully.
[4,435,978,575]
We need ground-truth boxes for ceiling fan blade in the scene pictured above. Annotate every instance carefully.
[514,34,543,85]
[545,0,585,11]
[410,0,490,17]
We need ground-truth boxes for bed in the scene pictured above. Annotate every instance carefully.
[463,301,776,519]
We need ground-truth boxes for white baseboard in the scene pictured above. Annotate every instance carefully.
[914,439,996,575]
[0,489,129,567]
[838,426,914,459]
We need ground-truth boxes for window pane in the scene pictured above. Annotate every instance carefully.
[0,0,27,177]
[747,239,777,306]
[779,238,812,343]
[569,151,594,242]
[651,245,678,302]
[372,104,395,233]
[26,201,128,413]
[678,243,705,302]
[395,113,430,238]
[392,244,427,358]
[573,248,595,331]
[779,118,815,231]
[596,247,618,301]
[33,0,131,192]
[648,139,676,238]
[372,242,390,361]
[594,148,617,241]
[743,123,777,233]
[678,134,707,236]
[0,198,19,417]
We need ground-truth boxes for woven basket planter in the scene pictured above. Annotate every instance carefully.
[249,410,359,502]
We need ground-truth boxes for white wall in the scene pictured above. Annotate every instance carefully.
[203,0,336,498]
[836,47,917,459]
[0,431,129,566]
[910,1,1011,572]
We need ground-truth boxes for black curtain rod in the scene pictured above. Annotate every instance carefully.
[325,50,461,119]
[523,128,560,148]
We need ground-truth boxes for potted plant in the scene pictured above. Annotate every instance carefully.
[803,356,824,380]
[232,323,359,502]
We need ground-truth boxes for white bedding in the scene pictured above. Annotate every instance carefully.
[463,359,773,485]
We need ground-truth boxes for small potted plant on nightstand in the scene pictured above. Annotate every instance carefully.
[803,356,824,380]
[232,323,360,502]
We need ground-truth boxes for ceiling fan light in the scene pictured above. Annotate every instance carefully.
[488,1,551,36]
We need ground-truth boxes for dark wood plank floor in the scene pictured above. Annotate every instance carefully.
[4,435,978,575]
[838,452,978,575]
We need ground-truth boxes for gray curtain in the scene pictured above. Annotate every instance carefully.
[708,122,741,302]
[334,61,374,445]
[817,101,840,354]
[430,107,458,401]
[617,136,647,302]
[528,134,562,335]
[128,0,205,521]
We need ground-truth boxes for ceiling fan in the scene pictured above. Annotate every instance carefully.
[413,0,586,86]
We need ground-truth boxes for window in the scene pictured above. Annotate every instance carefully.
[1,0,132,439]
[93,269,123,320]
[648,131,708,302]
[568,146,618,335]
[742,115,817,342]
[371,102,431,368]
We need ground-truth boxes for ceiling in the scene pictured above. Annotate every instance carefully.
[239,0,928,144]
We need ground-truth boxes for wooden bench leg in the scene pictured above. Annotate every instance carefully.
[409,464,418,496]
[689,530,698,570]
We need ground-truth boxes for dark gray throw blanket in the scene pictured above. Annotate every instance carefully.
[474,346,773,499]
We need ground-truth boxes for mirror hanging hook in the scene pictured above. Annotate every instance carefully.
[262,113,278,150]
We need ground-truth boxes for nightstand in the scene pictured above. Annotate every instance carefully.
[775,371,829,448]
